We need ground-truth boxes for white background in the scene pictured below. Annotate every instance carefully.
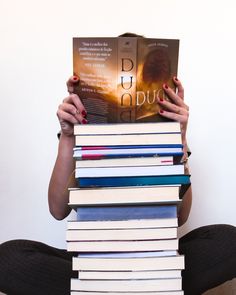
[0,0,236,248]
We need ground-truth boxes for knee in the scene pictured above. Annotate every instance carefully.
[0,239,30,273]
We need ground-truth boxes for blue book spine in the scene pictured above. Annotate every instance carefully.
[76,175,191,188]
[76,205,177,221]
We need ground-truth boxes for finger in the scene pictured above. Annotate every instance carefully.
[67,75,80,94]
[57,109,79,125]
[57,108,88,125]
[157,97,189,114]
[159,109,188,124]
[63,94,87,117]
[162,83,186,108]
[173,77,184,100]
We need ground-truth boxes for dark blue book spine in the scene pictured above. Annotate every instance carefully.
[76,205,177,221]
[76,175,191,188]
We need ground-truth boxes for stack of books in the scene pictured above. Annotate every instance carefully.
[66,121,190,295]
[66,35,190,294]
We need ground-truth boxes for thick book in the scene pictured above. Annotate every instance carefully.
[67,218,178,230]
[70,277,182,292]
[76,205,177,221]
[73,37,179,123]
[71,292,184,295]
[75,132,182,146]
[74,121,181,135]
[75,164,184,178]
[76,174,191,188]
[66,227,177,242]
[67,238,178,252]
[69,185,180,207]
[73,145,183,160]
[78,269,182,280]
[75,155,174,168]
[72,251,184,271]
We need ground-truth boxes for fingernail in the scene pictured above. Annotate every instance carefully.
[160,109,164,114]
[73,76,79,81]
[82,110,87,117]
[159,97,164,102]
[82,119,88,124]
[163,84,168,90]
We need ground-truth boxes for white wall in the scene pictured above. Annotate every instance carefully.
[0,0,236,248]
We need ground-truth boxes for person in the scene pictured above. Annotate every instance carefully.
[0,74,236,295]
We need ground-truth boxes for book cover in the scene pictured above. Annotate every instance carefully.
[73,37,179,123]
[69,185,180,207]
[76,204,177,221]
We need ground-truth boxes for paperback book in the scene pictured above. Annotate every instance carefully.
[73,37,179,123]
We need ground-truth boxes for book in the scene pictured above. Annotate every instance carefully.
[66,227,177,242]
[71,292,184,295]
[75,155,174,168]
[70,277,182,292]
[67,218,178,230]
[67,239,179,252]
[73,37,179,123]
[75,164,184,178]
[73,145,183,160]
[69,185,180,207]
[76,174,191,188]
[75,132,182,146]
[74,121,181,135]
[72,251,185,271]
[76,205,177,221]
[78,269,182,280]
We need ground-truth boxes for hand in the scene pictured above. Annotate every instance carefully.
[57,76,88,137]
[157,77,189,154]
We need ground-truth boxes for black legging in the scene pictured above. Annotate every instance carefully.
[1,224,236,295]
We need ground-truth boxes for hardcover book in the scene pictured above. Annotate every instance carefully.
[68,185,180,207]
[73,37,179,123]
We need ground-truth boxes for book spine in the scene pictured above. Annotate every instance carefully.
[117,37,137,123]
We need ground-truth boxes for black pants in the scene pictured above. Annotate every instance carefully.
[1,224,236,295]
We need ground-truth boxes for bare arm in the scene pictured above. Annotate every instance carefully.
[157,77,192,226]
[48,76,87,220]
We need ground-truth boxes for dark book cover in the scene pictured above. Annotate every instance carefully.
[73,37,179,123]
